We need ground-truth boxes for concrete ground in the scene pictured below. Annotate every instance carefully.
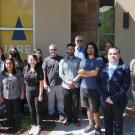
[50,103,135,135]
[0,102,135,135]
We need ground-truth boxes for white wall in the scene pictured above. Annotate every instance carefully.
[115,0,135,64]
[35,0,71,58]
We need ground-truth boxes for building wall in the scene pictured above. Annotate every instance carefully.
[71,0,98,44]
[115,0,135,64]
[35,0,71,58]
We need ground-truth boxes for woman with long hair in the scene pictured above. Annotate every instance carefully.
[23,54,44,135]
[0,47,6,73]
[0,58,24,134]
[9,47,24,71]
[33,48,43,68]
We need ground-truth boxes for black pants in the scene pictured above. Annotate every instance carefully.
[64,87,80,122]
[102,103,125,135]
[26,90,42,126]
[4,98,21,130]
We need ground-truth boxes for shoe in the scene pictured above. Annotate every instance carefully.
[64,120,70,126]
[95,127,102,135]
[33,126,41,135]
[59,114,65,121]
[29,125,36,135]
[14,128,23,135]
[74,121,81,128]
[83,124,95,133]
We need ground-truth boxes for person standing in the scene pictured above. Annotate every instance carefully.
[102,42,123,64]
[79,42,103,134]
[33,48,43,68]
[0,47,6,73]
[23,54,44,135]
[74,35,85,60]
[100,47,130,135]
[0,58,24,134]
[42,44,64,121]
[59,43,81,127]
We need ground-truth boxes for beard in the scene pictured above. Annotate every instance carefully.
[67,52,74,57]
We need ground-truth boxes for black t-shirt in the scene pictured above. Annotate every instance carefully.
[42,55,63,86]
[23,66,43,87]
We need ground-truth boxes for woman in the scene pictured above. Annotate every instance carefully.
[9,47,25,115]
[9,47,24,71]
[23,54,44,135]
[0,58,24,133]
[33,48,43,68]
[0,47,6,73]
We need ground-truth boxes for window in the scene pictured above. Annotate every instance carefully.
[0,0,34,58]
[99,0,114,54]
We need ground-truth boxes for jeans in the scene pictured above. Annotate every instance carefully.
[26,90,42,125]
[4,98,21,130]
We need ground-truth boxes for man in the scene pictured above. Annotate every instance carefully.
[59,43,81,127]
[74,35,85,60]
[42,44,64,121]
[102,42,123,64]
[100,47,130,135]
[78,42,103,134]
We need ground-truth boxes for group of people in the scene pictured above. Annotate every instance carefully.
[0,35,131,135]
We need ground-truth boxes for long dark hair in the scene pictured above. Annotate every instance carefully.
[3,58,16,75]
[0,47,6,60]
[33,48,43,64]
[85,42,99,58]
[9,47,24,71]
[26,53,38,71]
[9,47,22,61]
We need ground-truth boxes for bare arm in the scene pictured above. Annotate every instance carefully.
[38,80,44,102]
[78,67,99,77]
[43,70,48,90]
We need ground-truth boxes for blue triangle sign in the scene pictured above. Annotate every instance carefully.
[12,16,26,40]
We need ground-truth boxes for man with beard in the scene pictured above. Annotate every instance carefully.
[78,42,103,135]
[59,43,81,127]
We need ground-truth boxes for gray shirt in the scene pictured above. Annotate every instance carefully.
[0,70,24,99]
[0,59,4,73]
[59,56,81,89]
[42,55,63,86]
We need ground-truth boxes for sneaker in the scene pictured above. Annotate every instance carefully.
[59,114,65,122]
[29,125,36,135]
[83,124,95,133]
[74,121,81,128]
[95,127,102,135]
[33,126,41,135]
[64,120,71,126]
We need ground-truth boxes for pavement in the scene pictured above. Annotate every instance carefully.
[0,102,135,135]
[50,103,135,135]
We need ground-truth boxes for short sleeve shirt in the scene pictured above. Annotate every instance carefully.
[0,70,24,99]
[23,67,43,89]
[80,57,103,90]
[42,55,63,86]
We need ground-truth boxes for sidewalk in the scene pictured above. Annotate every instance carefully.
[50,103,135,135]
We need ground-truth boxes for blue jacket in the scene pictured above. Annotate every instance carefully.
[99,63,131,107]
